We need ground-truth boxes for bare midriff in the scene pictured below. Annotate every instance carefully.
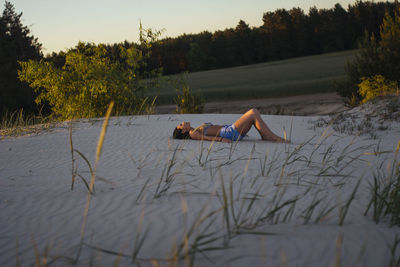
[196,125,222,137]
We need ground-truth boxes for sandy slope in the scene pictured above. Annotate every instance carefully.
[1,109,399,266]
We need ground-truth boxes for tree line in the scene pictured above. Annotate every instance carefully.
[43,1,399,76]
[145,1,398,75]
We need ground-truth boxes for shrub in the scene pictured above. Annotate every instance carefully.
[18,25,161,120]
[358,75,399,103]
[175,85,204,114]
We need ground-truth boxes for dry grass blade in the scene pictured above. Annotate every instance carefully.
[389,235,400,267]
[83,243,130,257]
[76,101,114,263]
[235,230,278,236]
[112,243,128,267]
[74,149,94,176]
[73,149,94,192]
[219,171,231,241]
[69,121,76,190]
[77,174,91,192]
[391,140,400,178]
[90,101,114,193]
[280,250,289,267]
[364,175,381,222]
[339,179,361,226]
[132,209,149,263]
[260,196,299,224]
[151,260,163,267]
[301,194,323,224]
[334,231,344,267]
[283,126,287,143]
[15,237,21,267]
[136,176,152,203]
[113,253,123,267]
[314,201,336,224]
[83,242,173,264]
[31,234,42,267]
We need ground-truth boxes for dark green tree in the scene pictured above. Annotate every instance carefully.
[262,9,293,59]
[0,1,42,116]
[288,8,308,55]
[379,6,400,81]
[234,20,254,65]
[187,42,206,71]
[337,5,400,104]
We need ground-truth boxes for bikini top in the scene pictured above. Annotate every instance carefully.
[200,122,213,135]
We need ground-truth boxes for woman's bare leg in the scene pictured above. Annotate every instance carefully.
[233,109,287,142]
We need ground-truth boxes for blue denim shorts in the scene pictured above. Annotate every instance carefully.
[219,124,245,141]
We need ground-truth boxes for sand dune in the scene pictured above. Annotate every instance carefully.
[1,109,400,266]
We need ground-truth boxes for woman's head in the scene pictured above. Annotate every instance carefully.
[173,122,191,139]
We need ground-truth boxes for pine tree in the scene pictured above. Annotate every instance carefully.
[379,6,400,81]
[0,1,42,116]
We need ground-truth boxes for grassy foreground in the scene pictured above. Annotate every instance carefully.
[150,50,356,105]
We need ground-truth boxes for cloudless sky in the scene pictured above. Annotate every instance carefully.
[6,0,357,54]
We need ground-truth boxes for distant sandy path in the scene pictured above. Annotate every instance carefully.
[156,92,349,115]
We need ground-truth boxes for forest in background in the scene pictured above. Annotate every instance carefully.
[45,1,399,75]
[1,1,399,118]
[114,1,398,75]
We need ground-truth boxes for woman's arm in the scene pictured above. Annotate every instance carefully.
[189,130,231,143]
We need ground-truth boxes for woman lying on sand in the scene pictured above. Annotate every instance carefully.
[173,108,289,143]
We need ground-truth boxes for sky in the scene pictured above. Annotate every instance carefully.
[6,0,357,54]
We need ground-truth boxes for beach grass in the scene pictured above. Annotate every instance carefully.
[149,50,356,105]
[88,130,388,265]
[30,132,397,266]
[0,109,55,137]
[365,140,400,226]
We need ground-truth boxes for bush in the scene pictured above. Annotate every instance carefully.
[18,25,161,120]
[175,85,204,114]
[19,44,145,119]
[358,75,399,103]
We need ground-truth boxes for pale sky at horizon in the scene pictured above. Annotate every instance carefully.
[5,0,358,54]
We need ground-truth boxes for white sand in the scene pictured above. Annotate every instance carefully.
[1,109,400,266]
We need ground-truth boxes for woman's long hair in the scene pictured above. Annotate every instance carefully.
[173,128,191,139]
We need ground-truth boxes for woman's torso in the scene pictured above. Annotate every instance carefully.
[198,123,222,137]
